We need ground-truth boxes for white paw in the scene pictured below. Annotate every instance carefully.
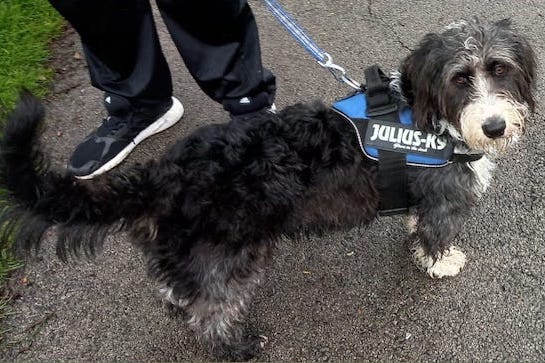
[259,335,269,348]
[158,286,188,307]
[406,215,418,234]
[412,245,466,279]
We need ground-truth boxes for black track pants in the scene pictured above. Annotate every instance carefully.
[48,0,276,114]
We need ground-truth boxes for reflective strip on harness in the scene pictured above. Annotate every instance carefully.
[332,92,454,168]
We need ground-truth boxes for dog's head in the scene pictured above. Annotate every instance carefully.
[400,18,536,153]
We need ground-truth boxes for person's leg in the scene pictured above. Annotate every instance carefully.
[49,0,172,106]
[48,0,184,178]
[156,0,276,115]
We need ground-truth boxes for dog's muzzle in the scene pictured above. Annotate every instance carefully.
[460,95,527,152]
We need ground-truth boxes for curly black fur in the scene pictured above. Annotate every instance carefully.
[0,19,536,361]
[0,93,383,359]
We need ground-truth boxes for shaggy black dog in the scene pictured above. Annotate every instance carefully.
[0,19,536,360]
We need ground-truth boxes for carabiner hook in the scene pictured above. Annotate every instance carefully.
[317,52,362,90]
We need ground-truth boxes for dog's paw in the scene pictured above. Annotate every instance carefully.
[412,245,466,278]
[158,286,190,318]
[162,299,188,318]
[406,214,418,235]
[210,334,267,361]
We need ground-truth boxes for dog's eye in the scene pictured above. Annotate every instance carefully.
[453,75,469,86]
[493,63,507,77]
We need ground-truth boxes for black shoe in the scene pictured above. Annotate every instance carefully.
[230,102,277,121]
[67,95,184,179]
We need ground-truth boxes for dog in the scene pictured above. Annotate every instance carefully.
[0,18,536,360]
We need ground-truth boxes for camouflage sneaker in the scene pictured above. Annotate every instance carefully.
[67,95,184,179]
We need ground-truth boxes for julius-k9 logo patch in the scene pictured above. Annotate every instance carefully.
[365,119,454,160]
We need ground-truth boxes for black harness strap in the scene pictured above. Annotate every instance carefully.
[451,152,484,163]
[364,65,409,216]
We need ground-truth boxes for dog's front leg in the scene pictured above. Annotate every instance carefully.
[409,204,467,279]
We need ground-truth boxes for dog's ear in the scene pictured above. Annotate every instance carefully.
[513,32,536,111]
[493,19,536,111]
[400,33,443,132]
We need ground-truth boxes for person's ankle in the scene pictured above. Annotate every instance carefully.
[223,92,273,116]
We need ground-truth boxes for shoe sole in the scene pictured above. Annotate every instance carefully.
[75,97,184,180]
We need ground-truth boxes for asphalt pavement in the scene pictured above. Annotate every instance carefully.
[1,0,544,361]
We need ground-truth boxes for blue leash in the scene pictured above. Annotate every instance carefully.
[261,0,363,90]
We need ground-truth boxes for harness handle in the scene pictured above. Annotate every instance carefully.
[364,65,397,115]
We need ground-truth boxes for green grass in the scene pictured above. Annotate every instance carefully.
[0,0,63,337]
[0,0,64,112]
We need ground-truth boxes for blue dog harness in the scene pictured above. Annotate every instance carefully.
[332,65,482,215]
[332,93,454,167]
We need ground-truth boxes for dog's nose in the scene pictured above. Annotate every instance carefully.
[482,116,506,138]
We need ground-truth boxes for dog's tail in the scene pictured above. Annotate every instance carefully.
[0,92,176,259]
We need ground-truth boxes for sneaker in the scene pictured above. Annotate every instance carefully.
[267,103,277,113]
[67,95,184,179]
[230,103,277,122]
[223,92,275,116]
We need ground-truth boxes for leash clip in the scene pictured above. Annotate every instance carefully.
[318,53,363,91]
[262,0,362,91]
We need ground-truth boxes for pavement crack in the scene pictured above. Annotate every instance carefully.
[366,0,414,52]
[367,0,374,16]
[395,38,414,52]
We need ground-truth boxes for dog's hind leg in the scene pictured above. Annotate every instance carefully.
[157,240,272,361]
[187,278,266,361]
